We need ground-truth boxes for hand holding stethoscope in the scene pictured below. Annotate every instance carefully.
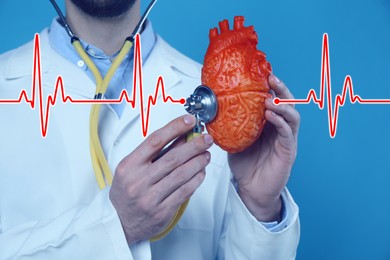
[49,0,218,242]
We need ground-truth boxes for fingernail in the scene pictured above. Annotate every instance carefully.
[205,152,211,161]
[272,111,277,116]
[204,135,214,145]
[184,115,195,125]
[271,74,281,83]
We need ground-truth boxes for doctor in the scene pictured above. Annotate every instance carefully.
[0,0,300,259]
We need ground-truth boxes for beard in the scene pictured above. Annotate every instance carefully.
[70,0,136,18]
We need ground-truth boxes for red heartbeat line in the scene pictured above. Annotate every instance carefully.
[275,33,390,138]
[0,34,186,137]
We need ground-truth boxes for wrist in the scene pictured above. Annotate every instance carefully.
[238,186,282,222]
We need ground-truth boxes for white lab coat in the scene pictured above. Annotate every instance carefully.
[0,30,300,259]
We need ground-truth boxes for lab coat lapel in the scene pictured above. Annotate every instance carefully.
[4,29,97,99]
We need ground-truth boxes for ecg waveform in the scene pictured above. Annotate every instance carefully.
[275,33,390,138]
[0,34,185,137]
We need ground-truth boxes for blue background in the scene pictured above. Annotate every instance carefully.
[1,0,390,259]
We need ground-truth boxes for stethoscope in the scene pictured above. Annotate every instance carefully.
[49,0,218,241]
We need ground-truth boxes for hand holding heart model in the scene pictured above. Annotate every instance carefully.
[200,16,300,222]
[202,16,272,153]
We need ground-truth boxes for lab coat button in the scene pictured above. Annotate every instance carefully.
[77,60,85,67]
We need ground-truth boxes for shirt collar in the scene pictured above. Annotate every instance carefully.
[48,17,156,70]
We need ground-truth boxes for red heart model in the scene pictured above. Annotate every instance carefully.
[202,16,272,153]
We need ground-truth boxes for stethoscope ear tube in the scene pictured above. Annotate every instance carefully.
[49,0,75,39]
[50,0,158,44]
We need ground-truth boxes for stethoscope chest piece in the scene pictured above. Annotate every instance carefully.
[184,85,218,125]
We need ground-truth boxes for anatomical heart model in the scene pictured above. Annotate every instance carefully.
[202,16,272,153]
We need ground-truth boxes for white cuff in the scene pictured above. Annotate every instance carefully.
[230,177,292,232]
[259,191,290,232]
[227,182,300,259]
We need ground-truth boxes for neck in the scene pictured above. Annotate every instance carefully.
[65,0,140,56]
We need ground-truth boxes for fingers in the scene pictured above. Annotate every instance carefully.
[265,110,294,143]
[132,115,197,162]
[268,74,295,106]
[265,98,300,138]
[154,151,210,202]
[267,73,300,140]
[151,135,186,163]
[150,134,214,183]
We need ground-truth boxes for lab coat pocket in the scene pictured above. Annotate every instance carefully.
[176,199,213,231]
[176,163,224,231]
